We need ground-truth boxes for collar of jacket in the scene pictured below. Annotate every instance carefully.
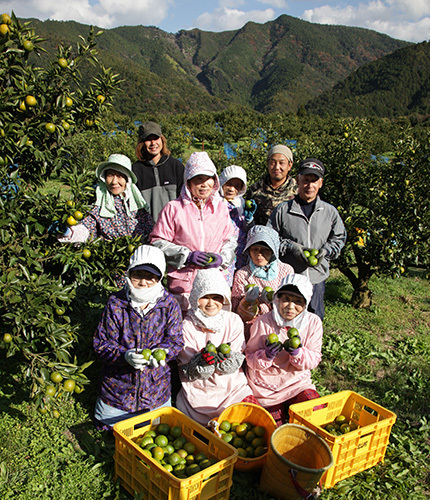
[262,174,296,193]
[142,154,170,168]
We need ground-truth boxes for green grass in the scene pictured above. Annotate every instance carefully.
[1,270,429,499]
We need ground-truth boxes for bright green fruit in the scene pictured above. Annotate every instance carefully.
[50,371,63,383]
[141,348,152,360]
[303,250,311,258]
[63,379,75,392]
[310,248,318,256]
[244,283,257,291]
[152,348,166,361]
[288,337,301,349]
[45,123,56,134]
[217,343,231,355]
[205,342,217,353]
[219,420,231,432]
[245,199,254,209]
[267,333,279,344]
[308,256,318,266]
[23,40,34,51]
[287,327,299,338]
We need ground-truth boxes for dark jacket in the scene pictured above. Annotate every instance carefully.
[93,288,183,413]
[132,155,184,222]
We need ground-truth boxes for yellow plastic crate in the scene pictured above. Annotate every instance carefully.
[113,406,238,500]
[288,390,397,488]
[213,403,277,471]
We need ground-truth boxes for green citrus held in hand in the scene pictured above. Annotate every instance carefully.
[141,348,152,360]
[310,248,319,256]
[244,283,257,291]
[217,343,231,355]
[287,327,299,338]
[303,250,311,258]
[267,333,279,344]
[152,348,166,361]
[289,336,301,349]
[63,379,76,392]
[308,256,318,266]
[245,199,254,209]
[205,342,217,353]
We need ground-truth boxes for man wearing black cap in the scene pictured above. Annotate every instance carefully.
[132,121,184,222]
[267,158,346,320]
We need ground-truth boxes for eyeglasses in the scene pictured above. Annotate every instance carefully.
[129,271,159,284]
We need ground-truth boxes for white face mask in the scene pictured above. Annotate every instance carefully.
[126,277,163,305]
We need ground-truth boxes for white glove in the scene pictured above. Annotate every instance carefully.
[125,349,149,370]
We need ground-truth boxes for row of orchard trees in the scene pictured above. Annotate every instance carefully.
[1,12,429,414]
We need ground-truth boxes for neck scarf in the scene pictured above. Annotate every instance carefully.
[249,259,278,281]
[271,296,310,332]
[187,307,226,334]
[95,182,147,218]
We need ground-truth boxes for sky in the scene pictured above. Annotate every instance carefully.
[1,0,429,43]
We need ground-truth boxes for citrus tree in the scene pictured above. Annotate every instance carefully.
[0,12,124,416]
[301,118,430,307]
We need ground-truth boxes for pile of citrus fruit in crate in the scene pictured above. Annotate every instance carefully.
[217,419,267,458]
[132,422,218,478]
[321,414,357,435]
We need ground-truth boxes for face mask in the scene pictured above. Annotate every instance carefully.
[126,277,163,305]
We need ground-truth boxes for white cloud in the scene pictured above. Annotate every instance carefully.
[258,0,288,8]
[194,7,276,31]
[1,0,170,28]
[302,1,430,42]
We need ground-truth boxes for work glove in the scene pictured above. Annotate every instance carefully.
[244,285,260,303]
[187,251,211,266]
[264,340,283,360]
[288,242,310,264]
[204,253,223,269]
[125,349,150,370]
[285,337,302,356]
[149,348,169,368]
[244,200,257,222]
[260,287,274,304]
[200,349,217,366]
[316,248,327,264]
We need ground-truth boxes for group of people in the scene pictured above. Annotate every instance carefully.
[59,121,347,430]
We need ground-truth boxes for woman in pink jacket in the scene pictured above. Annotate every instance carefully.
[176,268,253,426]
[245,273,323,426]
[150,151,237,313]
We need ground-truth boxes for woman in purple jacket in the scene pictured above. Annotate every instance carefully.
[93,244,183,429]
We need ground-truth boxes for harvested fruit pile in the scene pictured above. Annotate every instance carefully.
[217,419,267,458]
[132,422,217,478]
[321,414,355,435]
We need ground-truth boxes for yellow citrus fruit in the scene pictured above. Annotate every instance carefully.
[0,24,10,36]
[73,210,83,220]
[52,409,60,419]
[66,215,77,226]
[3,333,12,343]
[58,58,68,68]
[45,123,56,134]
[82,249,91,259]
[19,101,26,111]
[335,415,347,424]
[63,379,75,392]
[66,199,75,208]
[96,95,105,103]
[1,13,12,24]
[65,97,73,107]
[25,95,37,107]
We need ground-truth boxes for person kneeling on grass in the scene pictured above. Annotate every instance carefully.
[176,268,256,427]
[93,244,183,430]
[245,273,323,427]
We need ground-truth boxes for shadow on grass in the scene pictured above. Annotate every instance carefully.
[325,274,353,306]
[0,357,31,422]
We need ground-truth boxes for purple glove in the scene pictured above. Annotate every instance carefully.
[204,253,223,268]
[264,341,283,360]
[187,251,210,266]
[285,336,302,356]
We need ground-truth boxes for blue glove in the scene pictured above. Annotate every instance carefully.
[244,199,257,222]
[204,253,223,269]
[187,251,211,266]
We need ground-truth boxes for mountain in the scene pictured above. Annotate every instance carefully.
[25,15,410,117]
[305,41,430,117]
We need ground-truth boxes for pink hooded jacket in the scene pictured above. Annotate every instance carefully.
[150,152,237,310]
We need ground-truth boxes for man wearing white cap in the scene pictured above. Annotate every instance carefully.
[245,144,297,226]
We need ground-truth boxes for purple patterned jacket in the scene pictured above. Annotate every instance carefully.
[93,288,183,413]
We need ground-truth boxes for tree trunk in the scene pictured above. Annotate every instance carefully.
[338,264,373,309]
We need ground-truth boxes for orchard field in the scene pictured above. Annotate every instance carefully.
[1,13,429,499]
